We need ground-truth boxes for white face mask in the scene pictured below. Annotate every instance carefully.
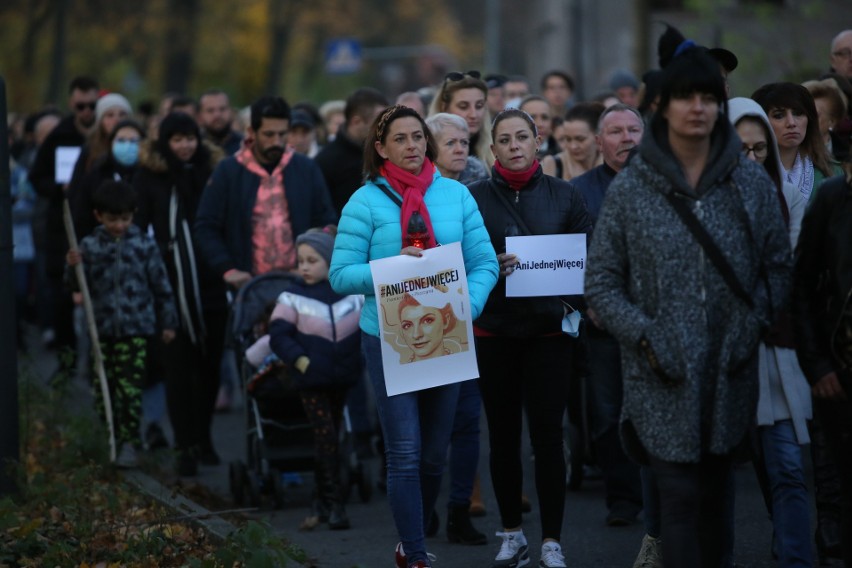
[562,305,582,338]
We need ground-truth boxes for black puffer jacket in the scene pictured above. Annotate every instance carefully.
[467,166,592,336]
[793,172,852,383]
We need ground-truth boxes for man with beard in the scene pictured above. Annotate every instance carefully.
[28,76,99,361]
[571,103,645,528]
[198,89,243,155]
[194,95,337,290]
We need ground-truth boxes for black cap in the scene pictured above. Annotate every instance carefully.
[485,74,508,89]
[290,109,315,129]
[708,47,738,73]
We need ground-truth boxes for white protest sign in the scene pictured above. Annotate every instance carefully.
[55,146,82,184]
[370,242,479,396]
[505,234,586,297]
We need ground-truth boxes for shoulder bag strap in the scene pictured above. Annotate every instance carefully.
[376,183,403,207]
[663,191,754,310]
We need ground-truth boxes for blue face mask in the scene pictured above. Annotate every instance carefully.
[112,139,140,166]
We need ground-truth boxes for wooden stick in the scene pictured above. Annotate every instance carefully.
[62,200,117,462]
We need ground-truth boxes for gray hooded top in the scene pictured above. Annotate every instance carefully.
[584,112,793,464]
[727,97,806,249]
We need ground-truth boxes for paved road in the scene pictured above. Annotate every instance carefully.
[20,338,789,568]
[203,392,781,568]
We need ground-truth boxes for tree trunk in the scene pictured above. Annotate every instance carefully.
[265,0,294,95]
[46,0,68,105]
[164,0,200,94]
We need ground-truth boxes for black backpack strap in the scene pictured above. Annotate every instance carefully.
[663,191,754,310]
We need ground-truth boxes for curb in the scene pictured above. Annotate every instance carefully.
[124,469,239,543]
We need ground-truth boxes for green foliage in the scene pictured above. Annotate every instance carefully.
[5,368,298,567]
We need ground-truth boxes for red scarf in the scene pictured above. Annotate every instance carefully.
[493,159,540,190]
[380,158,438,249]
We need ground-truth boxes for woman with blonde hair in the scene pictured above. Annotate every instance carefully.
[428,71,494,170]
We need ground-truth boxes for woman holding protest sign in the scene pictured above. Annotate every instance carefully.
[329,105,498,568]
[467,108,592,568]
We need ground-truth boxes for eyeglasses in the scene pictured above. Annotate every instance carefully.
[444,70,481,83]
[742,142,768,159]
[832,48,852,60]
[75,101,97,111]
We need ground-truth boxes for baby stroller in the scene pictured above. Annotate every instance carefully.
[227,271,373,509]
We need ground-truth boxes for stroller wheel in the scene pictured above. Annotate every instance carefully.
[564,422,585,491]
[356,461,373,503]
[229,460,247,506]
[271,468,286,510]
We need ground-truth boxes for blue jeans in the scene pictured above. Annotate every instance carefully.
[760,420,813,567]
[363,333,459,565]
[448,379,481,507]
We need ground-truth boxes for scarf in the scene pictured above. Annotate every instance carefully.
[493,159,540,190]
[236,145,297,273]
[782,152,815,202]
[380,158,438,249]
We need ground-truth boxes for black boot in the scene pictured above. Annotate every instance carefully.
[310,487,330,522]
[446,504,487,545]
[318,457,350,530]
[328,501,350,530]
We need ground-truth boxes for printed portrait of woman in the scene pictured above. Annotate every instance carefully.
[383,291,469,364]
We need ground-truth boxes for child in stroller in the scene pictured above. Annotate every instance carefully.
[246,226,363,529]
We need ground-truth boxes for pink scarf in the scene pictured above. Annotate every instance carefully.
[380,158,438,249]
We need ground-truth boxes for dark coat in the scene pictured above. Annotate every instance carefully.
[193,152,337,277]
[314,131,365,216]
[133,139,228,317]
[72,224,177,338]
[584,119,792,464]
[268,280,362,390]
[467,167,592,337]
[68,154,137,240]
[28,115,86,276]
[793,172,852,383]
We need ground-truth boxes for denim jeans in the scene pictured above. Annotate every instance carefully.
[759,420,813,567]
[362,333,459,565]
[448,379,482,507]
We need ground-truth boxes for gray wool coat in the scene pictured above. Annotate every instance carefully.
[584,119,793,464]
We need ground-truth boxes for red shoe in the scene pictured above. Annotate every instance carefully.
[395,542,406,568]
[395,542,435,568]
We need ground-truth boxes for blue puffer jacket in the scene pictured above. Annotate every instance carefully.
[329,169,499,336]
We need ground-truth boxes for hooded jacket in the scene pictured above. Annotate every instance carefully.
[72,224,178,338]
[728,97,812,443]
[584,116,792,464]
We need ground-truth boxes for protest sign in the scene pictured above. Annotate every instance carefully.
[505,233,586,297]
[55,146,82,184]
[370,242,479,396]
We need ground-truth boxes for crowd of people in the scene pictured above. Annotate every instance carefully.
[7,24,852,568]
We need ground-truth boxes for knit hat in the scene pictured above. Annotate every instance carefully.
[609,69,640,91]
[96,93,133,123]
[296,227,335,265]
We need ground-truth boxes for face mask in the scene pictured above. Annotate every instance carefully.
[112,140,139,166]
[561,304,582,338]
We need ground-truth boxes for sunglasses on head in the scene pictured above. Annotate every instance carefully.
[444,70,481,83]
[75,101,97,111]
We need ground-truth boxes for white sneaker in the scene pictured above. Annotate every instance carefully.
[632,534,663,568]
[538,541,566,568]
[493,531,530,567]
